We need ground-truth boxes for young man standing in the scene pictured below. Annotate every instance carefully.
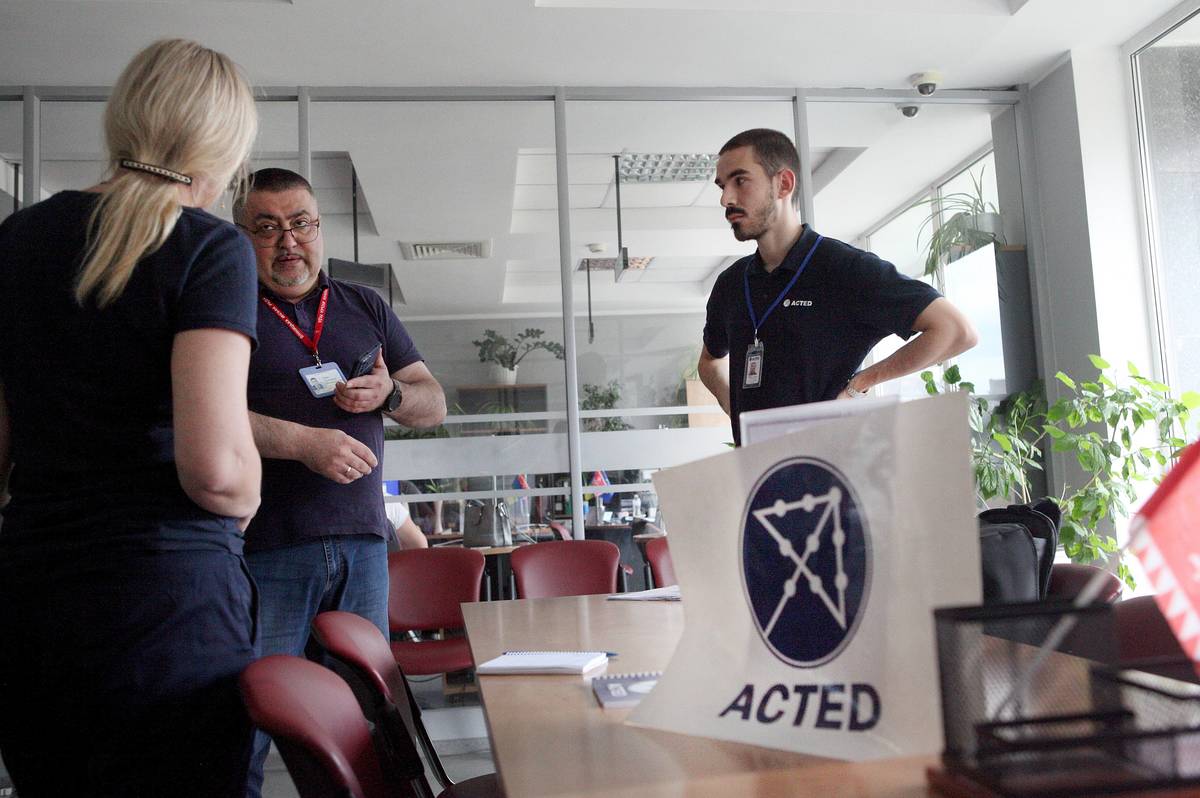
[234,169,446,797]
[699,128,978,444]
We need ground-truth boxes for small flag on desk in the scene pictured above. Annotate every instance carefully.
[1130,441,1200,660]
[587,470,613,504]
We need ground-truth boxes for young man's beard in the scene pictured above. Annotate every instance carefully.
[731,199,777,242]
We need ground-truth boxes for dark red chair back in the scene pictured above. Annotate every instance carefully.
[388,548,485,632]
[239,655,388,798]
[510,539,620,598]
[1047,562,1122,603]
[643,536,677,588]
[1113,595,1187,660]
[311,611,502,798]
[388,548,484,675]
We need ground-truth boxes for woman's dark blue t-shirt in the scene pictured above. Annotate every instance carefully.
[0,191,258,559]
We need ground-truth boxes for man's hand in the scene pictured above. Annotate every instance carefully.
[298,426,378,484]
[334,351,392,414]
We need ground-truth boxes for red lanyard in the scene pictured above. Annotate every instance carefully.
[260,287,330,365]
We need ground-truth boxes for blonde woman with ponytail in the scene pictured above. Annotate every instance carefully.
[0,40,263,796]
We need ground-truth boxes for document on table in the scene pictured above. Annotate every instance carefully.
[607,584,681,601]
[476,650,609,675]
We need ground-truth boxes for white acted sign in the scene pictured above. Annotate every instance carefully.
[628,392,980,760]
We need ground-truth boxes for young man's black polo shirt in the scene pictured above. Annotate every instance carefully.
[703,225,940,445]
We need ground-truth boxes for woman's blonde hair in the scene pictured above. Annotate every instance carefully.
[76,38,258,306]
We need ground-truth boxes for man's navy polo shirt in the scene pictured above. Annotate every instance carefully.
[246,271,422,552]
[703,225,940,445]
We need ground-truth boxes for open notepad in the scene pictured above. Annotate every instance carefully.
[476,650,609,675]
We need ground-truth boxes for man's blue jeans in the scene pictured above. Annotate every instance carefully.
[243,534,389,798]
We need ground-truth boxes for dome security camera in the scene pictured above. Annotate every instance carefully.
[896,104,920,119]
[909,70,944,96]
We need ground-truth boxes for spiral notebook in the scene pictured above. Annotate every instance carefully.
[591,671,663,709]
[476,650,609,675]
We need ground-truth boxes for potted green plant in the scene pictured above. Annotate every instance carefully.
[581,381,632,432]
[922,358,1199,587]
[472,328,565,384]
[912,166,1004,276]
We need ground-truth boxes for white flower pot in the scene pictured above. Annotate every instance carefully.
[489,363,518,385]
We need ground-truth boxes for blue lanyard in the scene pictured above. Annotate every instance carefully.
[743,235,823,342]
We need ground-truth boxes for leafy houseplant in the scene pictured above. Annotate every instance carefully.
[581,381,632,432]
[472,328,565,384]
[922,358,1199,587]
[912,166,1004,276]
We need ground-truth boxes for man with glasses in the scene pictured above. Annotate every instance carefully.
[233,168,446,798]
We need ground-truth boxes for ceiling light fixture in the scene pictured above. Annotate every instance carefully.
[617,152,718,183]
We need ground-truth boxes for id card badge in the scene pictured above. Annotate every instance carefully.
[299,362,346,398]
[743,341,764,389]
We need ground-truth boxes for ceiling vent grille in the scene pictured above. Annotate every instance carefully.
[399,240,493,260]
[577,256,652,272]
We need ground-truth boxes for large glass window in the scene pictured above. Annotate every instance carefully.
[1134,9,1200,397]
[846,99,1003,399]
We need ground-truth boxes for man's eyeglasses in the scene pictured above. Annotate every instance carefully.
[238,218,321,248]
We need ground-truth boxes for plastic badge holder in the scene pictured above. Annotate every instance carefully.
[932,601,1200,797]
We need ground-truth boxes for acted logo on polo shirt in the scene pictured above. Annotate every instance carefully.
[740,457,871,667]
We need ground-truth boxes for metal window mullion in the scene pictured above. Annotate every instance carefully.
[22,88,39,208]
[298,86,312,181]
[554,89,585,539]
[793,89,816,227]
[1127,51,1172,386]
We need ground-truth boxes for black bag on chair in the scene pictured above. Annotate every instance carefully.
[977,521,1040,604]
[977,498,1061,603]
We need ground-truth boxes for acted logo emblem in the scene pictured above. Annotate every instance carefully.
[740,457,871,667]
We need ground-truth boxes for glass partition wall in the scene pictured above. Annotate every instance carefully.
[0,101,19,225]
[308,100,571,542]
[563,100,794,531]
[9,86,1021,541]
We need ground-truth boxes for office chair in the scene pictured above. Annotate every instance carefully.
[1113,595,1186,660]
[239,655,390,798]
[509,539,620,598]
[1046,562,1122,604]
[388,548,485,676]
[643,536,677,588]
[311,611,502,798]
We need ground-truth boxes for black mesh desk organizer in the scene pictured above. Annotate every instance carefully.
[934,601,1200,797]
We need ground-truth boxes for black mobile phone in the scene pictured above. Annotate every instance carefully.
[349,343,382,379]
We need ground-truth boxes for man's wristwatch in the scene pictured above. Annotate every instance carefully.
[383,378,403,413]
[845,374,869,399]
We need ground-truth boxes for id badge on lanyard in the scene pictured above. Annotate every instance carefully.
[261,288,342,398]
[741,235,823,392]
[743,339,764,389]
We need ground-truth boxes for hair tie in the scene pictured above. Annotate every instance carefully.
[118,159,193,185]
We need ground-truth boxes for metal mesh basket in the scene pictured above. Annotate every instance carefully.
[933,601,1200,796]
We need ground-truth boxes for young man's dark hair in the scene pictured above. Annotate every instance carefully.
[718,128,802,209]
[232,167,314,222]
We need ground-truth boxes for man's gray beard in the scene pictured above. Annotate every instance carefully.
[270,265,312,288]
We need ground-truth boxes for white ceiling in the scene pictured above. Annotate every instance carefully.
[0,0,1183,318]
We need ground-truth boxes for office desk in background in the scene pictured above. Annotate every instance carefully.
[461,595,933,797]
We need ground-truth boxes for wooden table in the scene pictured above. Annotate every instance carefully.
[462,595,934,797]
